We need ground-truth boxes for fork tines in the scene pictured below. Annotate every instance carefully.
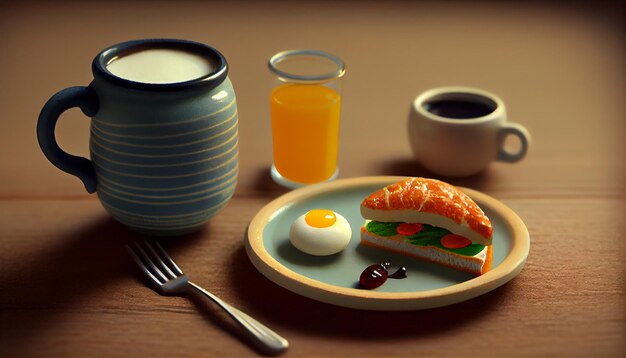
[126,240,184,288]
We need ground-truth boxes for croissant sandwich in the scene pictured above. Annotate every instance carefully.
[360,177,493,275]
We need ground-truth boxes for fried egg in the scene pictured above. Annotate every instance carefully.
[289,209,352,256]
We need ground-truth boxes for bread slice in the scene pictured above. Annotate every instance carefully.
[360,177,493,275]
[361,224,493,275]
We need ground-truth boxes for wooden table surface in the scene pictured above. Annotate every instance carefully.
[1,1,624,357]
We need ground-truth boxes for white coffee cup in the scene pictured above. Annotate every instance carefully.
[408,86,530,177]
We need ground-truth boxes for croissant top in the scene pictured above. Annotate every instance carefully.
[360,177,492,245]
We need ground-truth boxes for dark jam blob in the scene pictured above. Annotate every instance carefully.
[388,266,407,279]
[359,264,388,289]
[359,263,408,289]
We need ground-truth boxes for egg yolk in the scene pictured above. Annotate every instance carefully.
[305,209,337,228]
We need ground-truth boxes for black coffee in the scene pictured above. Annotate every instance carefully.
[424,99,495,119]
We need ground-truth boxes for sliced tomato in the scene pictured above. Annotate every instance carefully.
[397,223,423,236]
[440,234,471,249]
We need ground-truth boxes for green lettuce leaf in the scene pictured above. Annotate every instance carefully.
[365,221,486,257]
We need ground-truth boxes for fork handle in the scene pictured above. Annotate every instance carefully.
[188,281,289,355]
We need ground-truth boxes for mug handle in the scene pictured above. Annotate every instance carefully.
[496,122,531,163]
[37,86,100,193]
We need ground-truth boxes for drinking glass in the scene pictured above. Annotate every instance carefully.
[268,49,345,188]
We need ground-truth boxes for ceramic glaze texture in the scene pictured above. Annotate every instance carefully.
[36,40,239,236]
[88,77,238,235]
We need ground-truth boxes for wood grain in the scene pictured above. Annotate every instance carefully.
[0,1,624,357]
[1,198,624,357]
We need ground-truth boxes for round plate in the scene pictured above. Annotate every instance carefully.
[245,176,530,310]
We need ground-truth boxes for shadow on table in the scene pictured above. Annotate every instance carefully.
[251,165,291,197]
[0,215,132,354]
[0,214,206,356]
[249,160,498,196]
[373,156,498,191]
[229,245,516,342]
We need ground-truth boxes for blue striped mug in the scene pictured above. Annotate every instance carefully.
[37,39,238,236]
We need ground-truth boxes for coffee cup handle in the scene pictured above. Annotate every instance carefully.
[37,86,100,193]
[496,123,531,163]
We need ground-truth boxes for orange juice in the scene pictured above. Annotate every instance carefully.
[270,83,341,183]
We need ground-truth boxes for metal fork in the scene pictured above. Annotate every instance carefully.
[126,240,288,356]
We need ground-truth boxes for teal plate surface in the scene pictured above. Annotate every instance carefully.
[245,176,529,310]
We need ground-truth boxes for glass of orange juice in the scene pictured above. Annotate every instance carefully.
[268,49,346,188]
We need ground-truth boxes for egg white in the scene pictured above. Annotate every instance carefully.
[289,211,352,256]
